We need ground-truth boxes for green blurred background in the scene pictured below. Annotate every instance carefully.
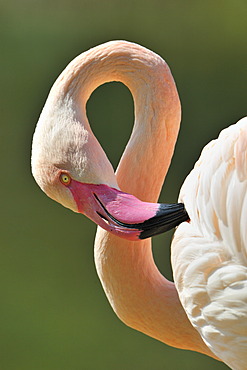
[1,0,246,369]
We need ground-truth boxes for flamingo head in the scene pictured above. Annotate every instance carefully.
[32,154,188,241]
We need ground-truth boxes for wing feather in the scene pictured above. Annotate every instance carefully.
[172,117,247,369]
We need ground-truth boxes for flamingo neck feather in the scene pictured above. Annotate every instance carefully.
[48,40,181,198]
[95,233,216,357]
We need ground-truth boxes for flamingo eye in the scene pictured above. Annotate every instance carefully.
[60,173,71,186]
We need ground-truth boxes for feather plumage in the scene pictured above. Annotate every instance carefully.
[172,117,247,370]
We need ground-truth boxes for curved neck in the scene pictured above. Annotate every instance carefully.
[53,41,181,200]
[55,41,215,358]
[95,234,215,357]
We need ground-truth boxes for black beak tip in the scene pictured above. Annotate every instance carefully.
[138,203,189,240]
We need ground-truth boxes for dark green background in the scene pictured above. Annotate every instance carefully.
[1,1,246,369]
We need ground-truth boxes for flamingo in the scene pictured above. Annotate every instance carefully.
[31,40,247,369]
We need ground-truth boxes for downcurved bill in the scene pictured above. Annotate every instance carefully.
[69,180,189,241]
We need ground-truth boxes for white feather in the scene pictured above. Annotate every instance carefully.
[172,117,247,370]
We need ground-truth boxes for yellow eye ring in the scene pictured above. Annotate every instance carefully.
[60,173,71,186]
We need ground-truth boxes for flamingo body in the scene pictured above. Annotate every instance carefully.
[172,118,247,370]
[32,40,247,369]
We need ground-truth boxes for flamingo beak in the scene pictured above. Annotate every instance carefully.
[68,179,189,241]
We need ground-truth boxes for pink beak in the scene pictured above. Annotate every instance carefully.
[68,179,188,241]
